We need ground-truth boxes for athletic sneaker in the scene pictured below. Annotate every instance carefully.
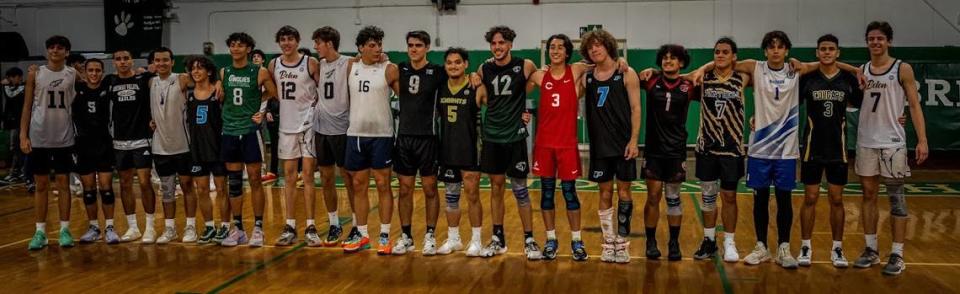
[480,236,507,257]
[304,225,322,247]
[668,240,682,261]
[342,234,371,253]
[104,225,120,244]
[723,240,740,262]
[141,228,157,244]
[693,238,718,260]
[600,236,616,263]
[120,227,141,242]
[798,245,812,266]
[80,226,101,243]
[437,237,462,255]
[275,225,297,246]
[182,225,198,243]
[524,238,543,260]
[465,239,483,257]
[854,247,881,268]
[249,226,264,247]
[744,242,771,265]
[832,247,849,268]
[542,239,559,260]
[28,230,47,250]
[645,239,661,259]
[213,225,229,244]
[59,227,75,248]
[156,227,178,244]
[422,233,437,256]
[392,233,414,255]
[377,233,393,255]
[882,254,905,275]
[221,229,248,247]
[198,226,216,244]
[775,243,799,269]
[323,225,343,246]
[262,172,277,183]
[614,237,631,264]
[571,240,588,261]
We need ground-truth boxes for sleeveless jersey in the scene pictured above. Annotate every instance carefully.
[30,65,77,148]
[644,74,694,159]
[274,55,317,133]
[859,59,907,149]
[481,58,528,143]
[150,75,189,155]
[696,71,746,157]
[106,73,153,148]
[186,89,222,163]
[222,64,262,136]
[800,70,862,163]
[749,61,801,159]
[535,65,578,149]
[347,61,394,137]
[585,69,632,159]
[398,61,444,136]
[73,83,111,139]
[313,55,352,135]
[438,79,481,167]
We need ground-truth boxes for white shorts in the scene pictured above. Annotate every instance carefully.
[278,131,315,160]
[855,147,910,179]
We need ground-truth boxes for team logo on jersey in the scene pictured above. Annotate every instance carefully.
[888,75,895,81]
[49,79,64,88]
[544,82,554,90]
[426,69,434,75]
[532,161,540,171]
[513,66,522,73]
[680,84,690,93]
[325,70,336,79]
[464,89,470,95]
[515,162,527,172]
[444,169,455,179]
[786,71,796,79]
[614,75,622,81]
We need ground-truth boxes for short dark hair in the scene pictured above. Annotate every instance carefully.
[312,26,340,50]
[66,53,86,66]
[84,58,104,69]
[275,25,300,43]
[4,67,23,78]
[355,26,385,47]
[866,21,893,41]
[444,47,469,63]
[152,47,174,61]
[761,30,792,50]
[655,44,690,69]
[184,55,218,82]
[250,49,266,60]
[298,48,312,57]
[546,34,574,63]
[715,37,738,53]
[485,26,516,43]
[45,35,71,51]
[817,34,840,48]
[226,32,256,48]
[113,46,131,55]
[579,29,618,64]
[406,30,431,47]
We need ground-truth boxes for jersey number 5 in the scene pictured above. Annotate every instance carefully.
[446,105,458,122]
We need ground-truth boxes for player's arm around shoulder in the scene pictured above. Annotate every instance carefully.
[475,78,488,107]
[386,62,400,94]
[523,59,537,80]
[258,67,277,100]
[526,70,544,93]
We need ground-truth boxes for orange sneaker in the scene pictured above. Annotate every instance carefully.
[342,234,369,253]
[262,173,277,183]
[377,234,393,255]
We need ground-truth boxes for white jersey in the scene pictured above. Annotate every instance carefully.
[748,61,801,159]
[859,59,907,149]
[347,61,394,137]
[150,74,190,155]
[30,65,77,148]
[313,55,352,135]
[274,54,317,133]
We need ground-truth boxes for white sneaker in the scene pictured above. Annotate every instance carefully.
[831,247,849,268]
[156,227,178,244]
[723,240,740,262]
[392,234,415,255]
[141,229,157,244]
[422,233,438,256]
[182,225,198,243]
[775,243,799,269]
[479,236,508,257]
[465,239,483,257]
[600,236,616,263]
[437,237,463,255]
[614,236,631,264]
[120,227,142,243]
[798,245,812,266]
[744,242,771,265]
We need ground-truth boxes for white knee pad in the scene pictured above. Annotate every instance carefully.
[160,175,176,203]
[665,183,682,216]
[700,181,719,212]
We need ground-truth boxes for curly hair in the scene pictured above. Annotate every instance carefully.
[656,44,690,69]
[275,25,300,43]
[484,26,516,43]
[578,29,618,64]
[226,32,256,48]
[184,55,218,82]
[761,30,792,50]
[355,25,385,47]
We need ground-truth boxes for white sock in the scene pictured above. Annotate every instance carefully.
[704,227,716,241]
[186,217,196,227]
[865,234,878,251]
[724,232,736,245]
[89,220,99,228]
[448,226,460,240]
[328,211,339,227]
[286,219,296,229]
[546,230,557,240]
[358,225,369,237]
[801,239,811,249]
[105,219,114,227]
[145,213,155,230]
[832,240,842,250]
[891,242,904,256]
[380,223,391,236]
[471,227,482,241]
[36,222,45,232]
[351,213,357,227]
[306,219,315,227]
[60,221,70,231]
[598,207,614,239]
[165,219,175,228]
[571,230,582,241]
[126,214,138,229]
[205,220,215,228]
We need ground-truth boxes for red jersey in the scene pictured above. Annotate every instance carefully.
[535,65,579,148]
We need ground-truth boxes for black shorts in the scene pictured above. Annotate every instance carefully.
[28,147,74,175]
[190,161,226,177]
[115,147,153,170]
[588,156,637,183]
[801,161,848,186]
[75,137,114,174]
[394,135,438,177]
[480,140,528,178]
[315,133,347,167]
[641,157,686,182]
[695,153,745,183]
[154,153,193,177]
[221,132,263,164]
[437,165,480,183]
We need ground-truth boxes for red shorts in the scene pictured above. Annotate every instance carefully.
[532,146,581,181]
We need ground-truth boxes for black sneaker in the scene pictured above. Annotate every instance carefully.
[324,225,343,246]
[668,240,682,261]
[198,226,216,244]
[542,239,558,260]
[213,225,229,244]
[646,239,661,259]
[571,240,588,261]
[693,238,718,260]
[26,180,36,193]
[882,254,906,275]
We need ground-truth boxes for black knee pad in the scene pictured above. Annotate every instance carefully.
[540,178,557,211]
[100,190,115,205]
[228,171,243,198]
[83,190,97,205]
[720,180,738,191]
[561,180,580,210]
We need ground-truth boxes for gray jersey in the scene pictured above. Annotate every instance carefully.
[313,55,352,135]
[150,74,190,155]
[30,65,77,148]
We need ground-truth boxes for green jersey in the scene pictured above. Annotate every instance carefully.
[480,57,529,143]
[222,64,262,135]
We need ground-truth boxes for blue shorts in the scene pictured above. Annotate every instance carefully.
[746,157,797,191]
[345,136,393,171]
[221,131,264,164]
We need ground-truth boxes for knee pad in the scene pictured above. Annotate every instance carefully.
[700,181,719,212]
[540,178,556,211]
[617,200,634,237]
[887,183,908,217]
[665,183,682,216]
[83,190,97,205]
[100,190,115,205]
[160,176,177,203]
[228,171,244,198]
[510,177,530,207]
[561,180,580,210]
[445,182,462,211]
[720,180,738,191]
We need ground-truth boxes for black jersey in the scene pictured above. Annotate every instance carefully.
[585,69,633,159]
[398,62,444,136]
[696,71,746,157]
[437,79,481,167]
[72,83,111,139]
[105,73,153,141]
[644,74,696,159]
[800,70,862,163]
[480,57,528,143]
[187,90,222,163]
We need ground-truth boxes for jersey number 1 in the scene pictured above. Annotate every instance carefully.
[47,91,66,109]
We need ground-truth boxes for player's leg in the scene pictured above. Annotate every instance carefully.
[745,157,773,265]
[694,155,721,260]
[154,156,179,244]
[591,158,617,263]
[506,141,538,260]
[97,170,118,244]
[221,161,247,247]
[480,141,507,257]
[881,148,910,275]
[534,147,558,259]
[53,157,73,248]
[135,149,157,242]
[799,161,823,266]
[463,170,484,256]
[246,160,266,247]
[212,170,230,245]
[436,168,463,255]
[276,132,300,246]
[419,137,440,255]
[302,156,320,246]
[370,137,394,255]
[614,176,634,264]
[719,156,743,262]
[79,170,101,243]
[394,136,417,254]
[772,159,798,268]
[556,147,585,261]
[826,180,847,267]
[179,171,197,243]
[663,159,685,261]
[192,170,216,244]
[27,150,53,250]
[642,159,664,259]
[116,150,140,242]
[854,147,882,268]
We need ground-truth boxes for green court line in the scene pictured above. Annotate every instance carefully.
[688,193,734,294]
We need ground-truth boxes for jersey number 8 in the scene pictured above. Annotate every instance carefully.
[233,88,243,105]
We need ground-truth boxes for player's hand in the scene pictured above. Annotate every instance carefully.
[916,141,929,165]
[898,115,907,126]
[624,144,639,160]
[379,53,390,64]
[789,58,803,73]
[252,112,264,124]
[19,136,31,154]
[638,68,655,81]
[28,64,39,74]
[149,120,157,131]
[686,69,704,87]
[750,117,755,131]
[266,112,275,122]
[136,67,147,74]
[521,111,532,125]
[616,58,629,73]
[857,72,867,89]
[469,73,482,88]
